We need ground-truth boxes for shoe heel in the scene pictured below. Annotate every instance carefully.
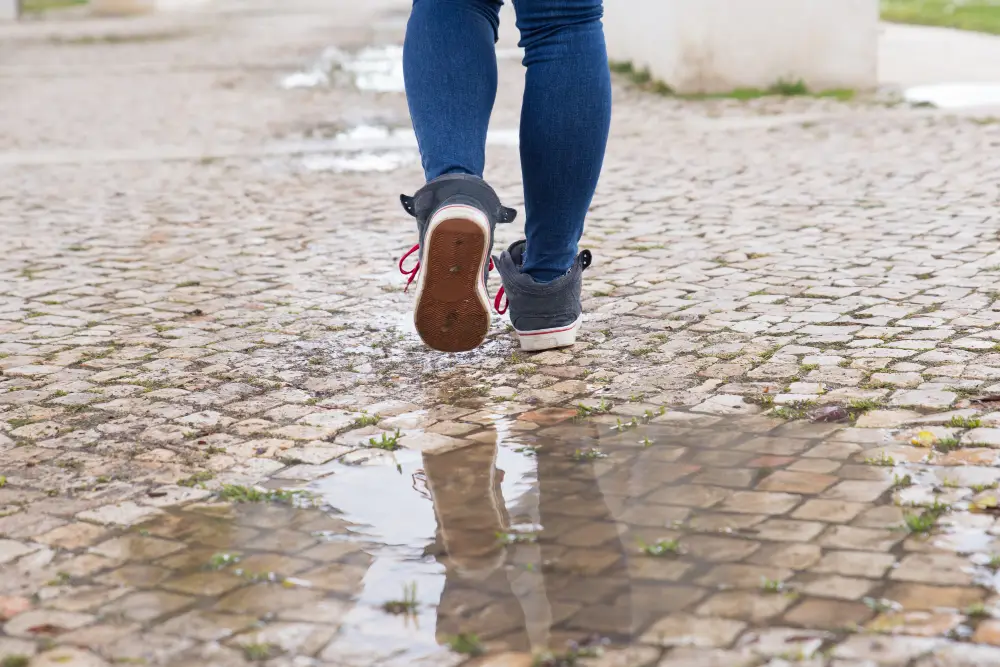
[413,205,491,353]
[516,316,583,352]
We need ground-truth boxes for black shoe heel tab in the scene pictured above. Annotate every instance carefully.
[400,194,416,217]
[579,249,593,271]
[499,206,517,224]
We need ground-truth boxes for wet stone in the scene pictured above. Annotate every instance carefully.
[89,535,184,561]
[867,611,963,637]
[757,471,837,494]
[792,500,867,523]
[884,583,984,612]
[694,590,795,622]
[640,613,746,647]
[0,637,36,660]
[31,648,109,667]
[98,590,193,623]
[35,523,108,550]
[76,502,163,527]
[656,648,760,667]
[783,598,873,630]
[718,491,801,515]
[214,583,325,615]
[812,550,896,578]
[95,564,171,588]
[4,609,96,637]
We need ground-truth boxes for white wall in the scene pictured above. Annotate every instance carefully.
[0,0,19,21]
[604,0,880,94]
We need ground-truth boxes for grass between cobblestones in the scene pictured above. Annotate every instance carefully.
[882,0,1000,35]
[21,0,86,11]
[609,61,855,101]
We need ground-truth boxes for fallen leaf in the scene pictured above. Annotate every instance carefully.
[910,431,937,448]
[973,494,999,512]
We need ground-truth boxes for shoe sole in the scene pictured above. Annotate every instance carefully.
[516,315,582,352]
[413,204,491,353]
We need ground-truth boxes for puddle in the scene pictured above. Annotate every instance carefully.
[905,83,1000,109]
[280,45,404,92]
[282,45,524,92]
[31,414,1000,664]
[295,125,518,172]
[301,150,417,173]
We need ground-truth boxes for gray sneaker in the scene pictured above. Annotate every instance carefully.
[398,174,516,353]
[494,239,592,352]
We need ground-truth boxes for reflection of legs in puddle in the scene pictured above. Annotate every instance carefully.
[399,0,611,353]
[533,447,633,647]
[421,439,536,648]
[423,438,630,654]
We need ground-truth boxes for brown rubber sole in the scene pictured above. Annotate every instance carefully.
[414,214,490,353]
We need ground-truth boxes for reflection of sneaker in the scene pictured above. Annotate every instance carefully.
[398,174,516,353]
[422,440,507,580]
[494,240,592,352]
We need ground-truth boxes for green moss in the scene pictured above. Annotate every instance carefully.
[882,0,1000,35]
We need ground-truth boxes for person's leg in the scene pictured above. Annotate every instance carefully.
[401,0,520,354]
[512,0,612,283]
[403,0,503,180]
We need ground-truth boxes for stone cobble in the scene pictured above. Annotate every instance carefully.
[3,0,1000,665]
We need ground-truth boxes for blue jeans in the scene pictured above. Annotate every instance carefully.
[403,0,612,283]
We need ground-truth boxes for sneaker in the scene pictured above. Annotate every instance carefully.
[494,240,592,352]
[398,174,516,353]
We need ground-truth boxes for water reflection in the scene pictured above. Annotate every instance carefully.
[905,82,1000,109]
[310,426,633,662]
[68,414,1000,664]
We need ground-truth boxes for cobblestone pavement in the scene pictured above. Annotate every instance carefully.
[4,1,1000,665]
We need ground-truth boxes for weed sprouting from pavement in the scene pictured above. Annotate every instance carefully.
[351,411,381,429]
[892,474,913,489]
[382,582,419,615]
[949,415,983,429]
[241,643,278,662]
[576,399,612,417]
[497,531,539,545]
[177,470,215,487]
[848,397,884,414]
[532,636,609,667]
[446,633,485,656]
[207,553,241,570]
[639,539,682,557]
[613,417,640,432]
[935,437,962,452]
[367,429,402,451]
[904,500,950,533]
[570,448,608,462]
[760,577,787,593]
[864,452,896,467]
[217,485,310,505]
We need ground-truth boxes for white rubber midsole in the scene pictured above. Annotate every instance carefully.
[515,315,582,352]
[412,203,492,327]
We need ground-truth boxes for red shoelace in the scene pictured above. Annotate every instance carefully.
[399,244,508,314]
